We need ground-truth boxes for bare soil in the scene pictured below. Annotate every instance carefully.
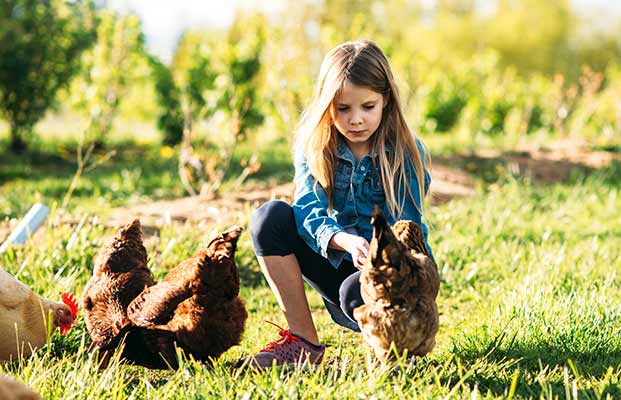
[1,141,618,241]
[101,141,619,230]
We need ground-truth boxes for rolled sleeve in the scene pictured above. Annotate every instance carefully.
[318,224,347,268]
[292,150,347,268]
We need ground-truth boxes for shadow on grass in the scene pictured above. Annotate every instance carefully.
[0,141,175,219]
[238,263,267,289]
[592,143,621,153]
[434,153,598,185]
[0,137,296,217]
[0,141,177,192]
[449,329,621,398]
[434,150,621,190]
[459,371,620,398]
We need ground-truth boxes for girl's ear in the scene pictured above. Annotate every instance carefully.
[383,94,389,108]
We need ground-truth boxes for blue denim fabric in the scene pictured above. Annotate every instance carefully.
[292,135,433,269]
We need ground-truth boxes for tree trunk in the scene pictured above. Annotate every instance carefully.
[9,123,27,153]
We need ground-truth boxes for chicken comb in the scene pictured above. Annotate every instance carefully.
[62,292,79,318]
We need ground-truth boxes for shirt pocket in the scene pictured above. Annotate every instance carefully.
[362,167,385,207]
[333,162,352,210]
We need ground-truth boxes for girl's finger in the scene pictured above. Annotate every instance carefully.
[357,253,367,269]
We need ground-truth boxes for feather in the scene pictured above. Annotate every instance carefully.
[354,209,440,361]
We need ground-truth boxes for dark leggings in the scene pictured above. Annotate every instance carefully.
[249,200,362,332]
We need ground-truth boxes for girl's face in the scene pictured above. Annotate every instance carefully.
[331,81,385,156]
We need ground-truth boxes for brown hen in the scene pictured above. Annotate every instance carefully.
[353,210,440,361]
[126,225,247,363]
[82,219,177,369]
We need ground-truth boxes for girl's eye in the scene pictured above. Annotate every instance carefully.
[364,104,376,110]
[338,107,349,112]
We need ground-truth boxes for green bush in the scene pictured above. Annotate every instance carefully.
[0,0,96,151]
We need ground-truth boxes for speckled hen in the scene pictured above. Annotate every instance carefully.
[353,209,440,361]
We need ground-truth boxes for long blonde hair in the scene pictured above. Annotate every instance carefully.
[294,39,428,219]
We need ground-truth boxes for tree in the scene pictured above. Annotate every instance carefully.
[70,10,144,147]
[0,0,96,152]
[171,31,218,139]
[150,55,184,146]
[166,13,266,197]
[219,12,266,142]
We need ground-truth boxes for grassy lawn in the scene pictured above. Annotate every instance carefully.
[1,129,620,398]
[0,133,293,219]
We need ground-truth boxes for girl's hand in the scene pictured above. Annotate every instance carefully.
[329,232,370,270]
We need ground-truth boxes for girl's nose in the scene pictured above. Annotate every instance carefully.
[349,112,363,125]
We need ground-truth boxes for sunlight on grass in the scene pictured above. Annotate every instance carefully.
[1,168,619,398]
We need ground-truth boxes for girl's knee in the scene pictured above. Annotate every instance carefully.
[250,200,294,243]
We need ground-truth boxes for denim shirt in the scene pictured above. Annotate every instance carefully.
[292,135,433,269]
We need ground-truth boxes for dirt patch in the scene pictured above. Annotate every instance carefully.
[102,142,617,230]
[104,182,296,229]
[99,165,475,230]
[1,141,617,240]
[436,139,620,184]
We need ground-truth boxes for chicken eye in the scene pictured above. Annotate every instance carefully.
[84,297,94,311]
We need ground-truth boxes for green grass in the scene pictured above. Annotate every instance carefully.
[1,152,620,398]
[1,118,620,398]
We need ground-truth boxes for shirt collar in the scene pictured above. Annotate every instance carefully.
[336,134,392,162]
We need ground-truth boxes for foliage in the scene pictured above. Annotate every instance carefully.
[257,0,621,145]
[170,13,265,197]
[0,0,96,152]
[69,10,145,147]
[151,30,218,149]
[220,12,266,140]
[170,31,218,134]
[150,56,184,146]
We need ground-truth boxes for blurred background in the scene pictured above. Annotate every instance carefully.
[0,0,620,217]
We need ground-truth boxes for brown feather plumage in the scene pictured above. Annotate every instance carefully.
[81,220,174,368]
[83,221,247,368]
[127,225,247,362]
[353,209,440,361]
[82,220,156,354]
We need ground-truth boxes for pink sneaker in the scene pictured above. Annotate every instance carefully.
[237,321,325,369]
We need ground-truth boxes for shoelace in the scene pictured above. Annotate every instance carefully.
[260,320,302,353]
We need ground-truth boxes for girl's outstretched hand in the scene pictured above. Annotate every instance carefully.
[329,232,370,270]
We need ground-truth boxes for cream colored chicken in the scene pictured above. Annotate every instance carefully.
[354,210,440,361]
[0,376,40,400]
[0,267,77,361]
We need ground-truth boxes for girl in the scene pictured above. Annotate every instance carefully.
[241,40,433,368]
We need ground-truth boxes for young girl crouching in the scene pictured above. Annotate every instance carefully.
[240,39,433,368]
